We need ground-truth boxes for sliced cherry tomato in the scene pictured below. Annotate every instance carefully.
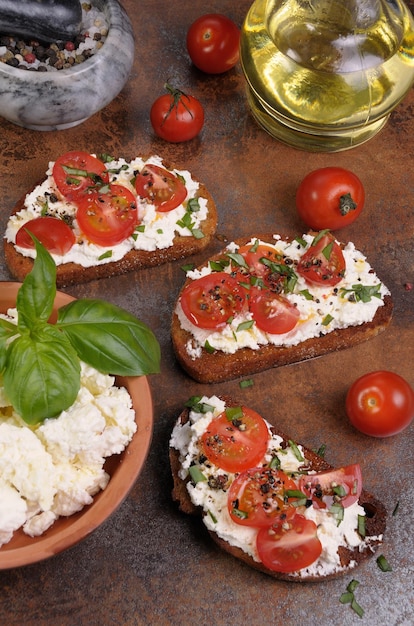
[249,287,300,335]
[200,406,269,473]
[346,371,414,437]
[186,14,240,74]
[135,164,187,211]
[76,183,138,246]
[52,151,109,201]
[180,273,247,330]
[256,514,322,573]
[15,216,76,255]
[296,231,346,286]
[237,243,284,281]
[228,468,299,527]
[296,167,365,231]
[150,85,204,143]
[299,464,362,510]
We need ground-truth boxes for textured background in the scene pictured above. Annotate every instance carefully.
[0,1,413,625]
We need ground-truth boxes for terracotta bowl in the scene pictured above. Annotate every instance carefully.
[0,0,134,130]
[0,282,154,569]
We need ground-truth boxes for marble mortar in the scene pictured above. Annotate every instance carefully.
[0,0,134,131]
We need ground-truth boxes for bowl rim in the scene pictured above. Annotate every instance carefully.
[0,282,154,569]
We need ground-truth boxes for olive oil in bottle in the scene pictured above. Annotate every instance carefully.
[240,0,414,151]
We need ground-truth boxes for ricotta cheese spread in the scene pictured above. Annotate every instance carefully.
[170,396,381,578]
[0,312,137,547]
[5,155,209,268]
[176,234,390,358]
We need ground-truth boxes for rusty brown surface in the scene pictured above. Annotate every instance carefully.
[0,1,413,625]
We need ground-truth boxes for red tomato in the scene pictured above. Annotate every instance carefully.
[296,167,365,231]
[228,468,298,527]
[200,406,269,473]
[299,464,362,510]
[297,231,346,286]
[186,14,240,74]
[76,184,138,246]
[256,514,322,573]
[15,216,75,255]
[52,151,109,201]
[135,164,187,211]
[150,85,204,142]
[249,288,300,334]
[180,273,247,330]
[346,371,414,437]
[237,243,284,280]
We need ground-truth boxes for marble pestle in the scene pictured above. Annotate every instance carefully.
[0,0,82,41]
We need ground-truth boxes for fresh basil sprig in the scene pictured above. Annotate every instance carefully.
[0,237,160,425]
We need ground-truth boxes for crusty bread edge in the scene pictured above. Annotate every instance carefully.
[4,179,218,287]
[170,397,387,582]
[171,234,394,383]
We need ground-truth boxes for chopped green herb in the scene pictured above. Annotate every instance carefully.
[299,289,314,300]
[330,502,344,524]
[269,455,281,469]
[315,443,326,457]
[392,500,400,516]
[333,484,347,497]
[357,514,366,538]
[225,406,244,422]
[135,224,146,232]
[156,228,163,234]
[189,465,207,484]
[376,555,392,572]
[187,197,200,212]
[231,507,248,520]
[204,340,215,354]
[192,228,204,240]
[236,320,254,332]
[210,259,227,272]
[322,241,334,260]
[295,236,307,248]
[181,263,194,273]
[97,250,113,261]
[185,396,215,414]
[322,313,334,326]
[288,439,304,462]
[208,510,217,524]
[226,252,249,269]
[239,378,254,389]
[340,283,382,303]
[340,580,364,618]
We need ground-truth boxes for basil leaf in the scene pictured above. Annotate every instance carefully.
[3,326,80,424]
[0,318,19,371]
[16,236,56,331]
[57,299,160,376]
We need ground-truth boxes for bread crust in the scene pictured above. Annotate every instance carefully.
[171,234,393,383]
[170,398,387,582]
[4,180,217,288]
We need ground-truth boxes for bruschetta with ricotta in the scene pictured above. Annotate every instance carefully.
[4,151,217,287]
[170,395,387,581]
[171,231,393,383]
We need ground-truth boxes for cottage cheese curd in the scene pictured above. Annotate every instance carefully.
[0,346,136,547]
[5,155,209,268]
[170,396,380,577]
[176,234,390,358]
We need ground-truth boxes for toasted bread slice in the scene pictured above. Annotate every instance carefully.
[4,159,217,287]
[171,234,393,383]
[170,397,387,582]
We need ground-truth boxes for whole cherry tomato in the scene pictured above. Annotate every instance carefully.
[296,167,365,230]
[186,14,240,74]
[346,371,414,437]
[150,84,204,142]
